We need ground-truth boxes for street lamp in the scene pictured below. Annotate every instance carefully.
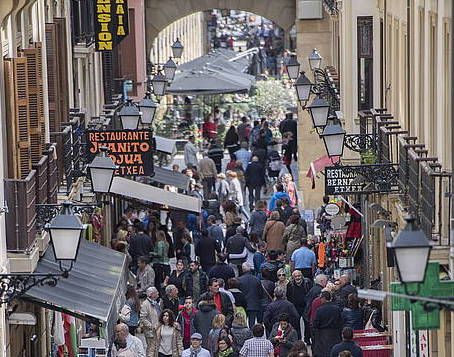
[151,71,167,97]
[47,202,84,265]
[320,119,346,157]
[139,92,158,126]
[0,202,85,304]
[390,215,432,284]
[308,48,323,71]
[87,147,117,194]
[285,55,300,80]
[307,96,330,128]
[294,71,313,105]
[171,38,184,59]
[163,57,177,81]
[118,99,141,130]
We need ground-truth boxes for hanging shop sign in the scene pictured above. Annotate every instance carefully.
[86,130,154,176]
[324,203,340,216]
[94,0,129,51]
[325,164,399,195]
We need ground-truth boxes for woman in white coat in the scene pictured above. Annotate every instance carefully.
[227,171,250,221]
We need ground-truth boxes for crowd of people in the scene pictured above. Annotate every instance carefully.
[110,113,385,357]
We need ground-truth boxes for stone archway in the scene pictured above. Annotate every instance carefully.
[145,0,296,57]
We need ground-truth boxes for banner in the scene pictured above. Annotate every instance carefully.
[94,0,129,51]
[86,130,154,176]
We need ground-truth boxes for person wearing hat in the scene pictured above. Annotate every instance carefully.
[181,333,211,357]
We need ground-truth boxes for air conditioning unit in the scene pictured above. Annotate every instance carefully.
[297,0,323,20]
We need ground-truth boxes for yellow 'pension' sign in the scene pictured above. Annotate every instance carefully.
[95,0,129,51]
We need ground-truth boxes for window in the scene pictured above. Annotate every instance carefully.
[357,16,373,111]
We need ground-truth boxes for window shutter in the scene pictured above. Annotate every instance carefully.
[45,23,60,133]
[20,43,44,164]
[4,57,31,179]
[54,18,69,124]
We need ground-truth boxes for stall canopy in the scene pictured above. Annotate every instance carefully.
[110,176,201,213]
[167,67,255,95]
[177,48,250,73]
[23,239,128,346]
[151,166,190,191]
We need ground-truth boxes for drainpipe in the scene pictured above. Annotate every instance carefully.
[450,0,454,279]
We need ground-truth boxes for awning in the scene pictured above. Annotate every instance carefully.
[110,176,201,213]
[24,239,128,346]
[151,166,190,191]
[155,135,177,155]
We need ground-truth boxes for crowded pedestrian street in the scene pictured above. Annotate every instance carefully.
[0,1,452,357]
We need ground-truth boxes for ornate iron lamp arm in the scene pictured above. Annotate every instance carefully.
[0,270,69,305]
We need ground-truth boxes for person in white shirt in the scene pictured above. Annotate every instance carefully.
[113,323,145,357]
[184,135,198,168]
[181,333,211,357]
[227,170,250,221]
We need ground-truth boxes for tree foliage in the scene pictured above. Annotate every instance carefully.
[250,78,297,118]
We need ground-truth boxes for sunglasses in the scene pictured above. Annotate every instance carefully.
[278,274,286,277]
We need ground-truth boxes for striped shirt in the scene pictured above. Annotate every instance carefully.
[240,337,273,357]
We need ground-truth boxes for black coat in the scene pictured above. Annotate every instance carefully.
[304,283,323,316]
[238,272,263,311]
[194,302,218,348]
[342,307,364,330]
[313,302,343,357]
[184,269,209,300]
[335,283,358,308]
[330,341,363,357]
[128,233,153,265]
[195,237,221,267]
[263,299,300,333]
[162,295,180,317]
[225,233,254,265]
[286,280,312,315]
[279,118,297,139]
[208,263,235,283]
[245,161,266,187]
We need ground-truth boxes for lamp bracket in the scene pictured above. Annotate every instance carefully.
[344,133,377,153]
[36,203,100,230]
[0,271,67,305]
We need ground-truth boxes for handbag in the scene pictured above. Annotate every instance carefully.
[364,311,374,330]
[119,303,131,323]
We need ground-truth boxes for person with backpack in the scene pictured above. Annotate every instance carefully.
[316,196,332,236]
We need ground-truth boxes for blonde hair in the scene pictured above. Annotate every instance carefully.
[212,314,226,329]
[227,171,238,178]
[232,312,247,327]
[270,211,280,221]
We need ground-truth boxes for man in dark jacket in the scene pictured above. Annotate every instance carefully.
[128,222,153,274]
[162,284,180,317]
[263,286,300,335]
[304,273,328,320]
[225,226,255,274]
[195,230,221,273]
[269,313,299,357]
[194,292,218,348]
[334,274,358,308]
[208,253,235,283]
[238,262,264,328]
[208,278,234,325]
[207,139,225,173]
[185,260,208,303]
[286,270,312,340]
[330,327,363,357]
[245,156,266,210]
[279,112,298,160]
[313,291,343,357]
